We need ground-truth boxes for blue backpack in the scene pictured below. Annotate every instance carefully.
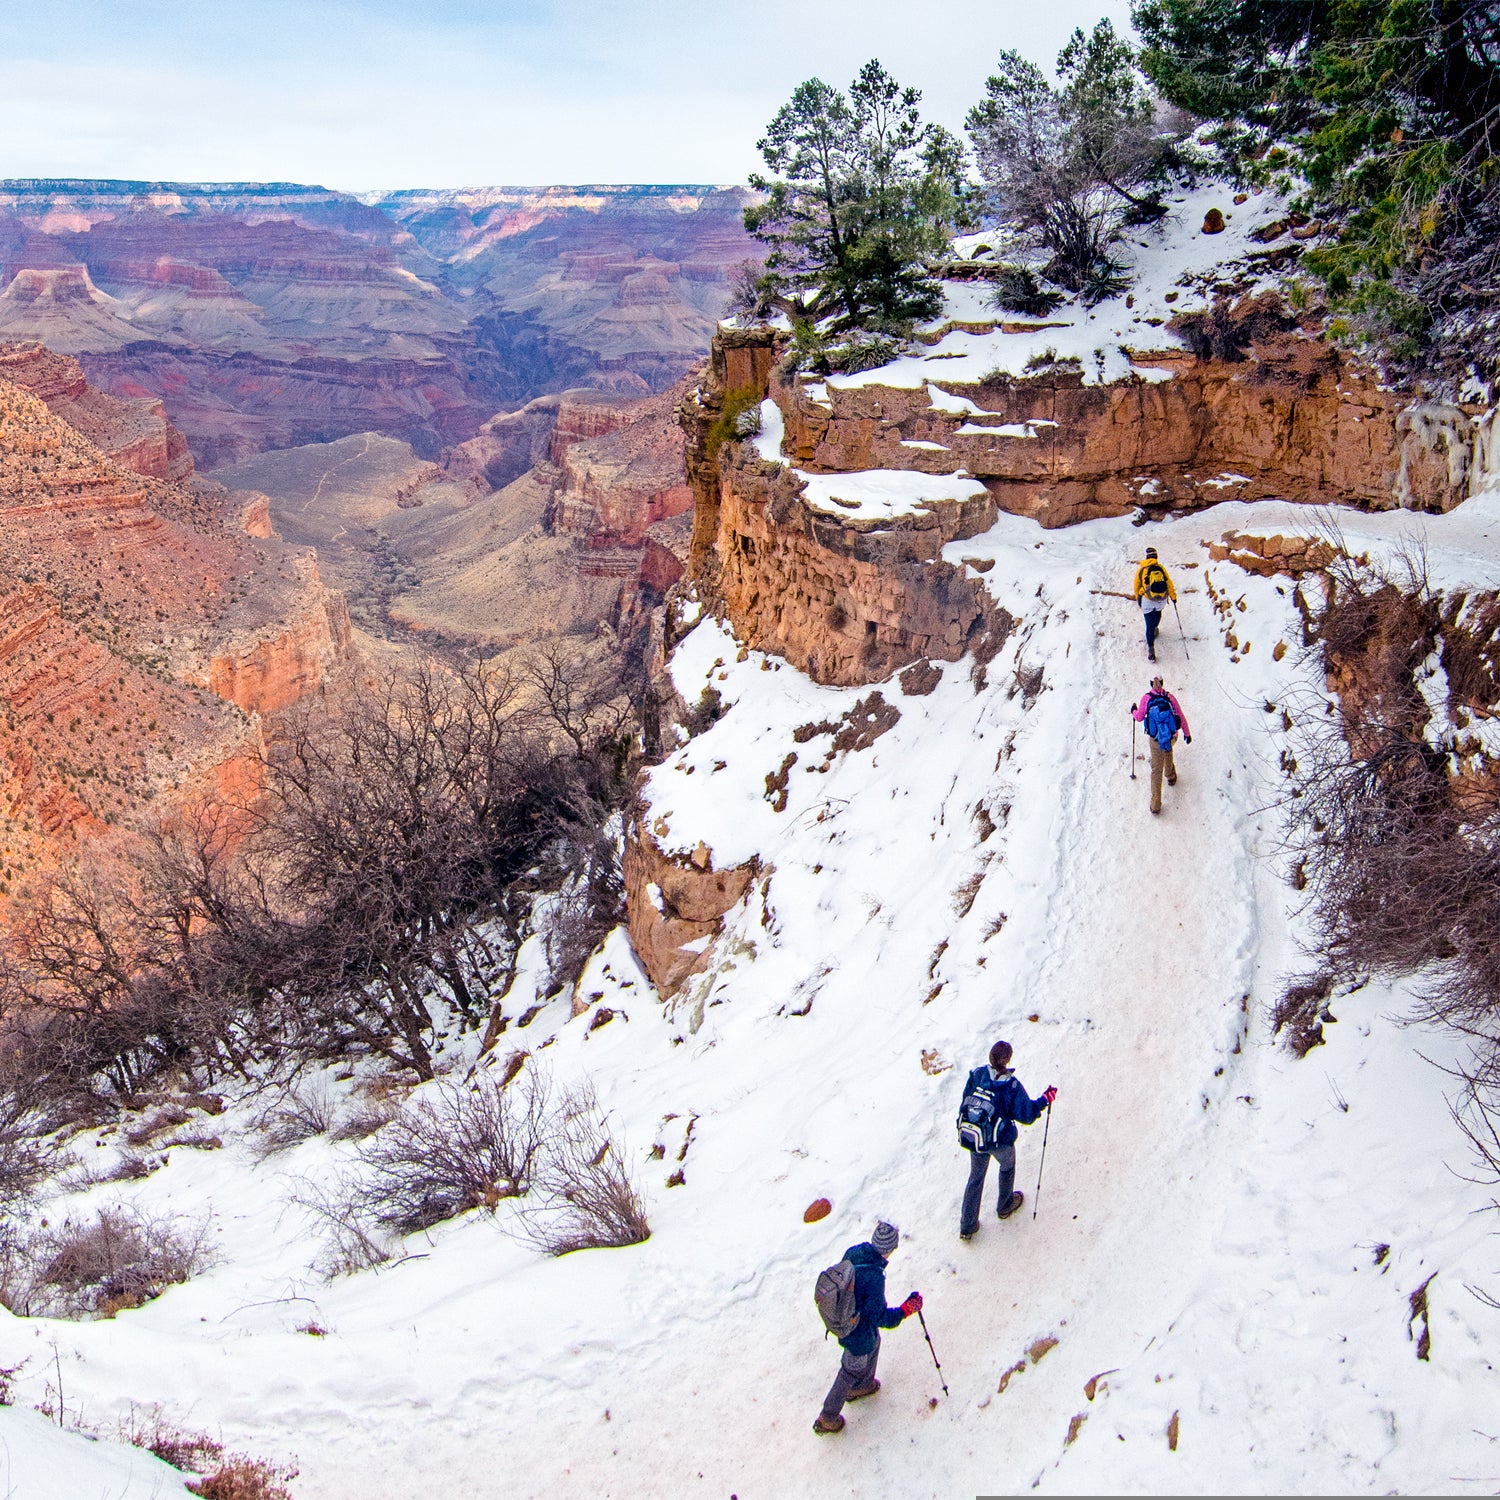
[1145,692,1177,751]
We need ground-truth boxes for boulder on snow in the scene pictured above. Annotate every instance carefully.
[1202,208,1226,235]
[803,1197,832,1223]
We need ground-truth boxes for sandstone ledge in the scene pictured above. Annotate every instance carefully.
[1206,530,1339,578]
[623,824,756,996]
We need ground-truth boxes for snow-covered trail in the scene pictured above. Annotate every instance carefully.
[419,524,1288,1497]
[16,501,1500,1499]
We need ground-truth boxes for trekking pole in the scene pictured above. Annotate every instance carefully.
[1172,600,1190,661]
[1130,718,1137,779]
[916,1308,949,1398]
[1032,1104,1053,1221]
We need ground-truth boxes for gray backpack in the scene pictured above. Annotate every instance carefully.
[815,1259,860,1339]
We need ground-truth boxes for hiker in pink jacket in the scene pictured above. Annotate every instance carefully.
[1132,675,1192,814]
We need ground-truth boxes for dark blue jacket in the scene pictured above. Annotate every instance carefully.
[961,1065,1048,1150]
[839,1242,907,1356]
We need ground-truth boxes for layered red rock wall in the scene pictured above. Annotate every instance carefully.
[0,357,349,892]
[781,339,1477,528]
[205,565,352,716]
[0,340,193,480]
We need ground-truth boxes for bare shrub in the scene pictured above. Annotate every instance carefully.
[286,1176,391,1280]
[0,1206,215,1318]
[187,1456,298,1500]
[1278,538,1465,1036]
[0,648,640,1120]
[519,1083,651,1257]
[0,1121,51,1214]
[115,1408,297,1500]
[1270,974,1336,1057]
[118,1405,224,1474]
[357,1069,548,1234]
[122,1105,193,1148]
[163,1130,223,1152]
[251,1083,337,1159]
[327,1100,398,1143]
[57,1148,161,1191]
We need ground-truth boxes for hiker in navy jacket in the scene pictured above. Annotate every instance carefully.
[814,1220,921,1435]
[957,1040,1056,1239]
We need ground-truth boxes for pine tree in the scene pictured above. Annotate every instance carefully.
[1135,0,1500,378]
[968,21,1186,296]
[744,61,972,330]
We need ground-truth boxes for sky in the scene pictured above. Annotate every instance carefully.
[0,0,1136,191]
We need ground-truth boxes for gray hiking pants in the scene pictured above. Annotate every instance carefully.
[821,1334,880,1420]
[960,1143,1016,1234]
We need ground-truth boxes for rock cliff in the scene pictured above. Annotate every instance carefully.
[622,828,757,996]
[0,340,193,480]
[0,180,759,469]
[0,350,350,892]
[680,308,1488,690]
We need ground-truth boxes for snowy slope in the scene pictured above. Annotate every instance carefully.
[0,1401,196,1499]
[833,184,1285,391]
[7,491,1500,1497]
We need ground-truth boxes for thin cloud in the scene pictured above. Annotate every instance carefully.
[0,0,1135,188]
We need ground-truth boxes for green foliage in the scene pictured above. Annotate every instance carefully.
[990,266,1067,318]
[1080,257,1132,306]
[745,60,976,329]
[1135,0,1500,377]
[704,386,765,460]
[778,322,901,377]
[829,334,900,374]
[968,20,1191,292]
[1022,346,1082,374]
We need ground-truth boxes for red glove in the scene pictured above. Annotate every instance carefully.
[900,1292,923,1317]
[1043,1086,1058,1105]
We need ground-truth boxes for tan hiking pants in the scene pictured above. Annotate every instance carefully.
[1149,739,1177,813]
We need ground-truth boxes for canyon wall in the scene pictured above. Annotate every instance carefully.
[0,180,758,470]
[778,340,1475,530]
[681,317,1484,687]
[0,348,350,893]
[0,340,193,480]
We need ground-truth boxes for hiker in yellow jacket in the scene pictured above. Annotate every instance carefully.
[1131,547,1176,662]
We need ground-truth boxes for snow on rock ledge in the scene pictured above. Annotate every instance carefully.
[623,821,757,996]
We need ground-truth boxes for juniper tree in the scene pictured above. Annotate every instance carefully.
[1134,0,1500,379]
[967,20,1187,298]
[744,61,973,329]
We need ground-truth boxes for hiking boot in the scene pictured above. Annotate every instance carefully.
[1167,773,1177,786]
[1150,804,1161,815]
[814,1413,845,1435]
[959,1224,979,1241]
[1148,646,1157,661]
[847,1380,881,1401]
[998,1191,1025,1219]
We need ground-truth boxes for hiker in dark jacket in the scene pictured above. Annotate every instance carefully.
[958,1041,1056,1240]
[814,1220,922,1435]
